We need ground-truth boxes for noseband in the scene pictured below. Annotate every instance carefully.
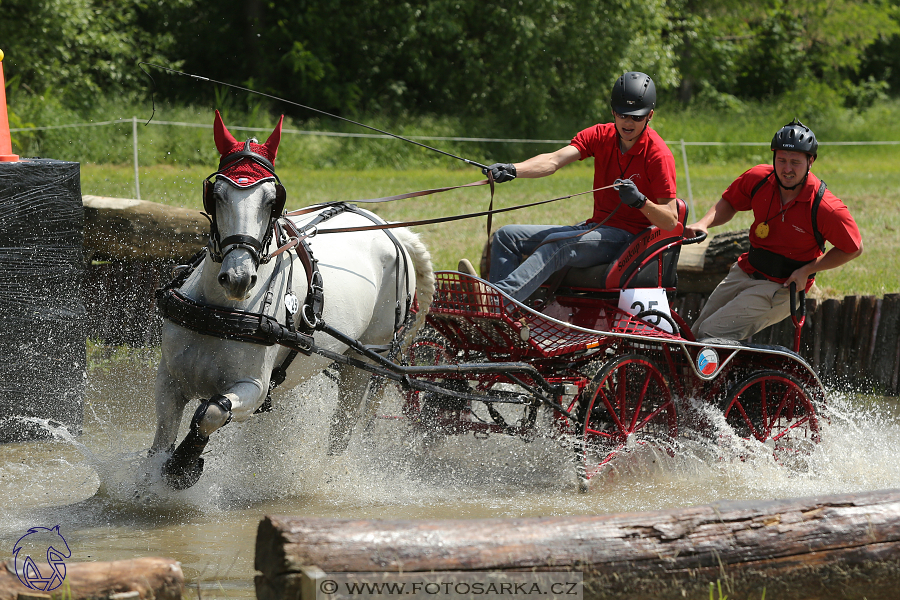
[202,138,287,265]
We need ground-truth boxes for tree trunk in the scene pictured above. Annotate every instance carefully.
[0,557,183,600]
[256,489,900,600]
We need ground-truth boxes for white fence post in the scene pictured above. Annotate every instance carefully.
[680,139,693,216]
[132,116,141,200]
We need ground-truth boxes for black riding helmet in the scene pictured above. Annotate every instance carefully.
[771,118,817,190]
[610,72,656,116]
[771,118,818,158]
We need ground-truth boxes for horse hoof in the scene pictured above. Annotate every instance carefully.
[162,456,205,490]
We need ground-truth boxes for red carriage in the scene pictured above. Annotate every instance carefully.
[372,198,824,489]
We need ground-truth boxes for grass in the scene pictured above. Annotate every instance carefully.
[80,141,900,298]
[13,95,896,298]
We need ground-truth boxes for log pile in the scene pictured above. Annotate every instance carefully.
[0,557,183,600]
[255,489,900,600]
[82,195,207,262]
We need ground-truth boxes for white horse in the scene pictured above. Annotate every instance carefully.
[150,112,434,489]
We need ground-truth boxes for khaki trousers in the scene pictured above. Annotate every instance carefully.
[691,263,792,341]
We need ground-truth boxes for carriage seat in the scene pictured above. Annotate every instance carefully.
[535,198,689,300]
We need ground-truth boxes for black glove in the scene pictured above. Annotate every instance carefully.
[614,178,647,209]
[482,163,517,183]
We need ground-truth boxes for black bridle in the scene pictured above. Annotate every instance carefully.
[202,138,288,265]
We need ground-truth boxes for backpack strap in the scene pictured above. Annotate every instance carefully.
[751,168,827,253]
[749,169,775,199]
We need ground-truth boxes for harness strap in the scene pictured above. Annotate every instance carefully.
[156,287,315,354]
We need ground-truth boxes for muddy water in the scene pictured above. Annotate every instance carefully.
[2,354,900,599]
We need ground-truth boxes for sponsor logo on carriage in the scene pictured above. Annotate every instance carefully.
[11,525,71,591]
[697,348,719,376]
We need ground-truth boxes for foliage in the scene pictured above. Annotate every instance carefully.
[668,0,900,108]
[152,0,677,138]
[0,0,192,108]
[3,0,900,135]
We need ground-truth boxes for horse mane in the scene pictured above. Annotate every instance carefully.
[391,227,434,347]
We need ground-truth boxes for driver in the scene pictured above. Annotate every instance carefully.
[457,71,679,302]
[685,119,863,341]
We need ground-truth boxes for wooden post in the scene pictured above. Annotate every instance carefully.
[872,294,900,396]
[256,489,900,600]
[0,557,183,600]
[802,297,819,364]
[835,295,859,382]
[854,295,877,385]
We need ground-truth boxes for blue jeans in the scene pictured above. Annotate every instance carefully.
[489,223,635,301]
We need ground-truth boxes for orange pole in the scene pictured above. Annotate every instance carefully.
[0,49,20,162]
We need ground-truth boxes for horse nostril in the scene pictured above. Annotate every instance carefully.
[218,273,229,285]
[250,275,258,289]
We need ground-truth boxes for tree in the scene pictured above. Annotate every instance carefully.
[0,0,195,106]
[669,0,900,107]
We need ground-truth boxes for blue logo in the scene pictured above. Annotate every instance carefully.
[12,525,71,591]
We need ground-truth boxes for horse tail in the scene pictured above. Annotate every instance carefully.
[393,227,434,340]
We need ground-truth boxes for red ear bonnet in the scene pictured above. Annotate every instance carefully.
[213,109,284,187]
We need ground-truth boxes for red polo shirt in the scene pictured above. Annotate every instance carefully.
[723,164,862,288]
[570,122,677,234]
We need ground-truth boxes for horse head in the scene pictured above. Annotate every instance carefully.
[206,110,285,300]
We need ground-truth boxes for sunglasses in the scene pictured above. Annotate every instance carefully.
[614,112,649,122]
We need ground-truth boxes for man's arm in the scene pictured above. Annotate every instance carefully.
[784,242,864,289]
[513,145,582,178]
[685,197,738,238]
[640,197,679,231]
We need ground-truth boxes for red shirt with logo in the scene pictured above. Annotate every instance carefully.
[570,122,677,234]
[722,164,862,289]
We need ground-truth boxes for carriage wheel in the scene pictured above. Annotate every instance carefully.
[575,354,677,489]
[402,326,468,435]
[721,370,820,466]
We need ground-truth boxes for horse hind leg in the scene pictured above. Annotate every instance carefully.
[162,395,232,490]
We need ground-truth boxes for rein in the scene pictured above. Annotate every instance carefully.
[287,182,621,235]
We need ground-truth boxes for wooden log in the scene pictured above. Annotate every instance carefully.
[872,294,900,394]
[854,295,877,385]
[0,557,183,600]
[801,297,819,362]
[816,298,839,382]
[82,195,207,262]
[835,295,859,381]
[256,489,900,600]
[676,230,750,295]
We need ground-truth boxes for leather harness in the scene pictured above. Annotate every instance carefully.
[156,141,415,397]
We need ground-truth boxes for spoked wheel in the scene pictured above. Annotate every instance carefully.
[574,354,677,490]
[721,370,820,467]
[402,326,468,437]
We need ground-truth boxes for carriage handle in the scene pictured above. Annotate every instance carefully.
[789,281,806,353]
[681,230,708,246]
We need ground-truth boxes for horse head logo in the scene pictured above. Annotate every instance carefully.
[12,525,71,591]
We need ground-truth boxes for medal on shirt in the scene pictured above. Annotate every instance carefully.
[755,222,770,239]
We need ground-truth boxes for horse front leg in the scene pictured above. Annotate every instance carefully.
[327,363,373,456]
[162,378,265,490]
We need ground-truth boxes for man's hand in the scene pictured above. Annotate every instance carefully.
[482,163,517,183]
[614,178,647,209]
[684,222,708,239]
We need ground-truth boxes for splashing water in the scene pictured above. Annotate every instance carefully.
[0,368,898,599]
